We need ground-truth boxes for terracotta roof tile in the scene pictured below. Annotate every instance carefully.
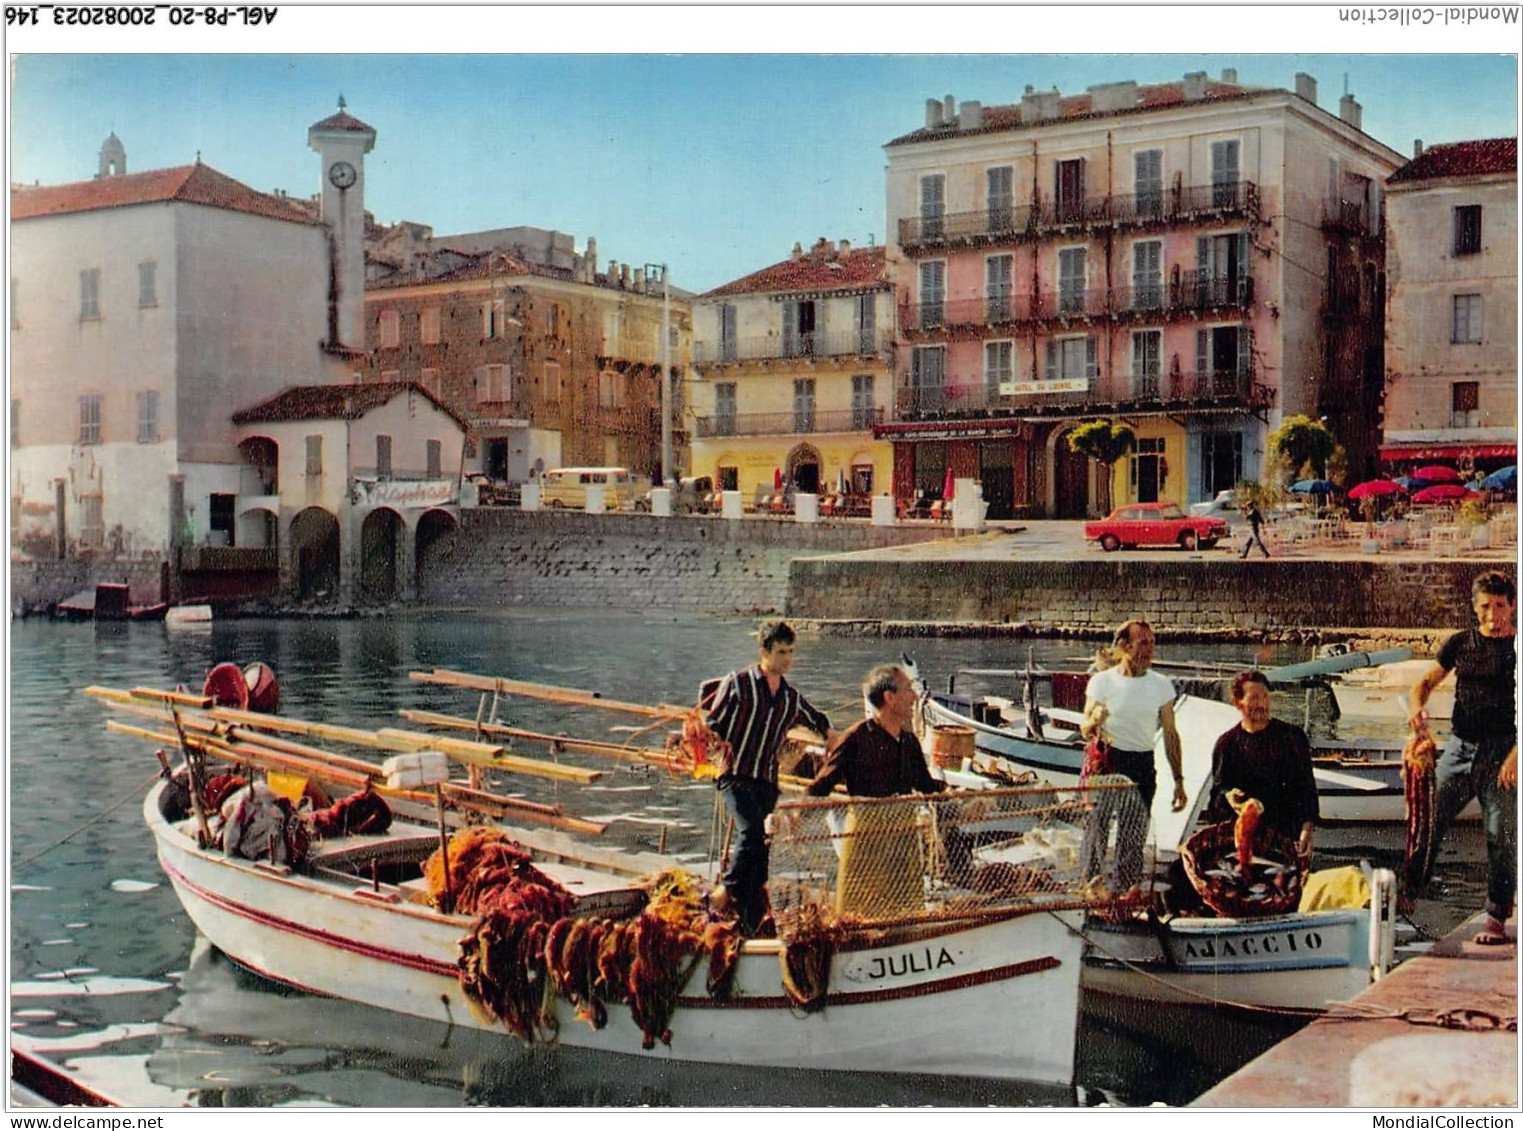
[232,382,464,429]
[309,109,375,134]
[1388,138,1517,183]
[701,245,888,299]
[367,250,576,291]
[10,163,319,225]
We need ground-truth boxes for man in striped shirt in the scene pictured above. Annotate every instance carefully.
[706,620,836,935]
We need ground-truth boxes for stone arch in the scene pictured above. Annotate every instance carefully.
[289,507,340,601]
[786,442,823,494]
[359,507,405,604]
[413,508,458,597]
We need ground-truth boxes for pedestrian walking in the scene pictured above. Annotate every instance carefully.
[1240,500,1270,558]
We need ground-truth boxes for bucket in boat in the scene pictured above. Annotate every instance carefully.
[928,725,975,770]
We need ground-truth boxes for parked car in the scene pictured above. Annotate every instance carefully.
[634,476,715,514]
[1084,502,1229,552]
[1188,490,1242,521]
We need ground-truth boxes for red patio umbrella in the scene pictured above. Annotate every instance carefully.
[1411,483,1478,504]
[773,467,783,491]
[1412,465,1464,484]
[943,467,955,501]
[1347,479,1405,500]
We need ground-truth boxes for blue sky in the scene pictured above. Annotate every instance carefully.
[7,38,1519,294]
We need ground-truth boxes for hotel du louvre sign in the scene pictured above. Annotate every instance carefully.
[1001,378,1089,396]
[350,478,458,509]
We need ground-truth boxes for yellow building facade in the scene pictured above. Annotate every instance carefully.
[691,240,895,502]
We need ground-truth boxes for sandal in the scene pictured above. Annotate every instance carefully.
[1473,917,1511,946]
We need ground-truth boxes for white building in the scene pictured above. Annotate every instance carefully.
[231,382,467,602]
[9,104,374,568]
[1382,138,1518,475]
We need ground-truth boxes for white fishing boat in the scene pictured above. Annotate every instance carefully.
[96,678,1132,1089]
[939,693,1400,1012]
[1329,658,1454,723]
[142,779,1095,1086]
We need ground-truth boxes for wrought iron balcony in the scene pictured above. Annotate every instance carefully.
[897,181,1260,251]
[890,363,1263,422]
[1323,198,1380,237]
[693,406,884,438]
[692,329,891,365]
[898,273,1251,334]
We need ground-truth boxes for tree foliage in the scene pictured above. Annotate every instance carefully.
[1268,415,1337,481]
[1067,420,1137,467]
[1067,420,1137,513]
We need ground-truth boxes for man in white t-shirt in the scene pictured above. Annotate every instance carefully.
[1080,619,1185,892]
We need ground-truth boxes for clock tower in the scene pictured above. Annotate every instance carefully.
[308,96,376,353]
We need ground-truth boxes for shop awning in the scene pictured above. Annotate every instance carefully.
[1379,442,1516,462]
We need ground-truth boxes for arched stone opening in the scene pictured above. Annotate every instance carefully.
[290,507,341,601]
[786,442,823,494]
[359,507,404,604]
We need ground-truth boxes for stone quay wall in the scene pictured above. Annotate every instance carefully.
[11,559,169,614]
[417,511,950,613]
[786,557,1507,638]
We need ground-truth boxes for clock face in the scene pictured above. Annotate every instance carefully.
[328,160,357,190]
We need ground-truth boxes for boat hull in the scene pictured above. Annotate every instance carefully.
[146,784,1085,1085]
[1081,908,1374,1011]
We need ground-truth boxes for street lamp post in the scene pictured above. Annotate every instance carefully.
[646,263,672,487]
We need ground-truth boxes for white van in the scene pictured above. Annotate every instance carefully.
[539,467,637,510]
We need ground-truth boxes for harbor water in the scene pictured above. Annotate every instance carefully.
[7,611,1488,1108]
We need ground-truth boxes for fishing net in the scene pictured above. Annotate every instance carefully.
[766,780,1146,934]
[1402,731,1439,894]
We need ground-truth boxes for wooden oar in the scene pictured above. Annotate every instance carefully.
[410,669,692,720]
[399,709,666,766]
[104,718,607,836]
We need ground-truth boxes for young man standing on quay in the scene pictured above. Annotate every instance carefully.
[705,620,836,935]
[1407,569,1517,946]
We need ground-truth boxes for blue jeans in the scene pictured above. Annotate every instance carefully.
[1414,733,1517,921]
[717,775,779,933]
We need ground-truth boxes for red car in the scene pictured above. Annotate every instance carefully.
[1084,502,1228,552]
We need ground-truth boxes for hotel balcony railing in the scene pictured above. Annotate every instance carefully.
[898,181,1260,249]
[1322,198,1381,237]
[899,273,1252,333]
[692,329,891,365]
[891,364,1261,421]
[693,406,884,438]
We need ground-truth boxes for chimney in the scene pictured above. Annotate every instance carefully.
[586,236,597,265]
[838,239,851,255]
[1087,81,1138,114]
[1021,85,1060,122]
[1339,93,1362,130]
[620,263,631,287]
[959,100,983,129]
[925,98,944,127]
[1221,67,1238,84]
[1414,139,1424,159]
[791,242,804,259]
[1182,71,1208,101]
[1294,73,1318,105]
[943,94,956,122]
[633,267,644,292]
[607,259,618,281]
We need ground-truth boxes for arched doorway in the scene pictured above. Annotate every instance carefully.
[1051,428,1092,519]
[414,508,458,599]
[786,443,822,494]
[289,508,340,600]
[360,508,404,604]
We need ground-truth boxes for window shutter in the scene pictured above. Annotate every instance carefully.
[1196,236,1210,274]
[1045,340,1057,381]
[1085,336,1098,379]
[1196,329,1209,376]
[1237,327,1252,377]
